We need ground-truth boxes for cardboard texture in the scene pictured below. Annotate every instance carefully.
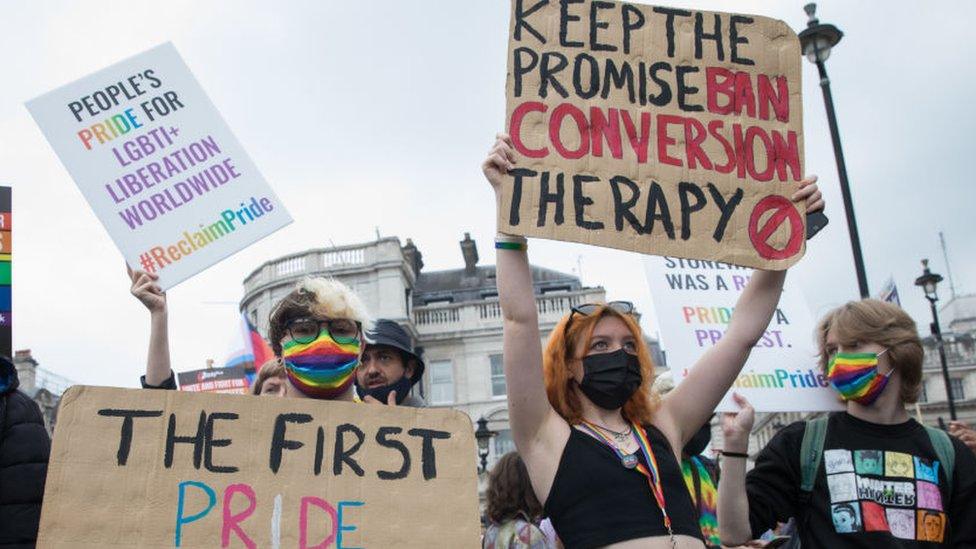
[26,43,293,290]
[643,256,845,412]
[503,0,805,269]
[38,386,481,548]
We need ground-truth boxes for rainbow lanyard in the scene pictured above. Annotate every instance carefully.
[578,420,673,536]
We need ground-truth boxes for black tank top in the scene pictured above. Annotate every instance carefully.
[543,424,703,548]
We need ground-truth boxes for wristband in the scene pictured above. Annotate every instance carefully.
[495,233,527,251]
[721,450,749,458]
[495,240,527,251]
[495,232,527,244]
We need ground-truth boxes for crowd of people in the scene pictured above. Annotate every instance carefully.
[2,134,976,548]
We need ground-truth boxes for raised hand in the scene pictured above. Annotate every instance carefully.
[792,175,824,214]
[481,132,516,193]
[721,392,755,453]
[127,264,166,314]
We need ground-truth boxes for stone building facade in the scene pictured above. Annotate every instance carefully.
[11,349,72,435]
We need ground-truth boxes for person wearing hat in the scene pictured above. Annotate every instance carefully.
[356,319,426,407]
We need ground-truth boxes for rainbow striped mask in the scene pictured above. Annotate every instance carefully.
[826,350,891,405]
[282,331,360,399]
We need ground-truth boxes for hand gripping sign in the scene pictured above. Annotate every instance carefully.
[501,0,806,269]
[37,387,481,548]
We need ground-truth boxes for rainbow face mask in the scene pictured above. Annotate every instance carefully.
[282,330,360,399]
[826,349,891,405]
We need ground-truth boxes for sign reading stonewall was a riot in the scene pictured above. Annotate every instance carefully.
[38,386,481,548]
[26,43,292,290]
[644,256,844,412]
[503,1,805,269]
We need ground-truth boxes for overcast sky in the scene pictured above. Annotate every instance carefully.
[2,0,973,387]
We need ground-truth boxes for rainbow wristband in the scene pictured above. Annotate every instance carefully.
[495,240,527,251]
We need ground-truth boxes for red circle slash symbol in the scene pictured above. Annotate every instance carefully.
[748,195,804,260]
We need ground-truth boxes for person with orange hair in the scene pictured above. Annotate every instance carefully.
[482,133,825,549]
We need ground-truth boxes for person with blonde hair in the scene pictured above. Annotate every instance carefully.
[129,267,370,402]
[482,133,825,548]
[719,299,976,547]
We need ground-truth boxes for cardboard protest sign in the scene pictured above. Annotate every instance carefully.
[38,386,481,548]
[26,43,292,290]
[503,0,805,269]
[644,256,844,411]
[177,366,249,394]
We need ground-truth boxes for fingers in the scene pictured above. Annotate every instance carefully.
[796,174,818,189]
[791,175,824,214]
[387,390,398,406]
[131,272,163,295]
[731,391,751,409]
[362,395,380,405]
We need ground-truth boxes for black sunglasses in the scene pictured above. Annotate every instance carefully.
[566,301,635,329]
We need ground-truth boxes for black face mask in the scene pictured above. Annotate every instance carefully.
[683,422,712,456]
[355,375,413,405]
[578,349,642,410]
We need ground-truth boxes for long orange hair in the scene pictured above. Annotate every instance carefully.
[543,305,659,425]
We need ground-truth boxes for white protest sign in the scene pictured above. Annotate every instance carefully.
[644,256,844,412]
[27,42,292,290]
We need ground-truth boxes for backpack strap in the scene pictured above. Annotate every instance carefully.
[799,416,829,496]
[923,425,955,495]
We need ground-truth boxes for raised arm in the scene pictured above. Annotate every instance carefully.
[718,393,755,546]
[127,266,173,387]
[658,178,823,446]
[483,134,564,453]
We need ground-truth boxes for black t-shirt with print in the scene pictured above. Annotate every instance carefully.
[745,412,976,547]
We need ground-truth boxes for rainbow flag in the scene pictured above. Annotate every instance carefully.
[223,312,275,385]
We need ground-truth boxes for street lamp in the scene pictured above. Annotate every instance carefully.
[798,3,870,299]
[474,416,496,473]
[914,259,956,420]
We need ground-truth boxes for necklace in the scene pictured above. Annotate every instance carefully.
[587,420,633,444]
[577,421,639,468]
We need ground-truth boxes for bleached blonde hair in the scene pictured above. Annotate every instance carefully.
[268,276,372,356]
[298,277,371,326]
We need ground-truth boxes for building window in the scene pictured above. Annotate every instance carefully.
[950,378,965,401]
[490,354,506,397]
[494,429,516,460]
[918,381,927,403]
[429,361,455,404]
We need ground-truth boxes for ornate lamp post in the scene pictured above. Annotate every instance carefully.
[914,259,956,420]
[798,3,869,298]
[475,416,497,473]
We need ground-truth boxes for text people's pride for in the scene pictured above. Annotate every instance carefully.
[503,0,805,269]
[26,43,292,290]
[37,386,481,548]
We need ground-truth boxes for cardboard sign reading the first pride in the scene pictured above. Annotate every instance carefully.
[26,43,292,290]
[38,386,481,548]
[502,0,805,269]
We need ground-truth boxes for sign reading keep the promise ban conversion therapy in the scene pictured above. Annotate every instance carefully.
[26,43,292,290]
[503,0,805,269]
[38,387,481,548]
